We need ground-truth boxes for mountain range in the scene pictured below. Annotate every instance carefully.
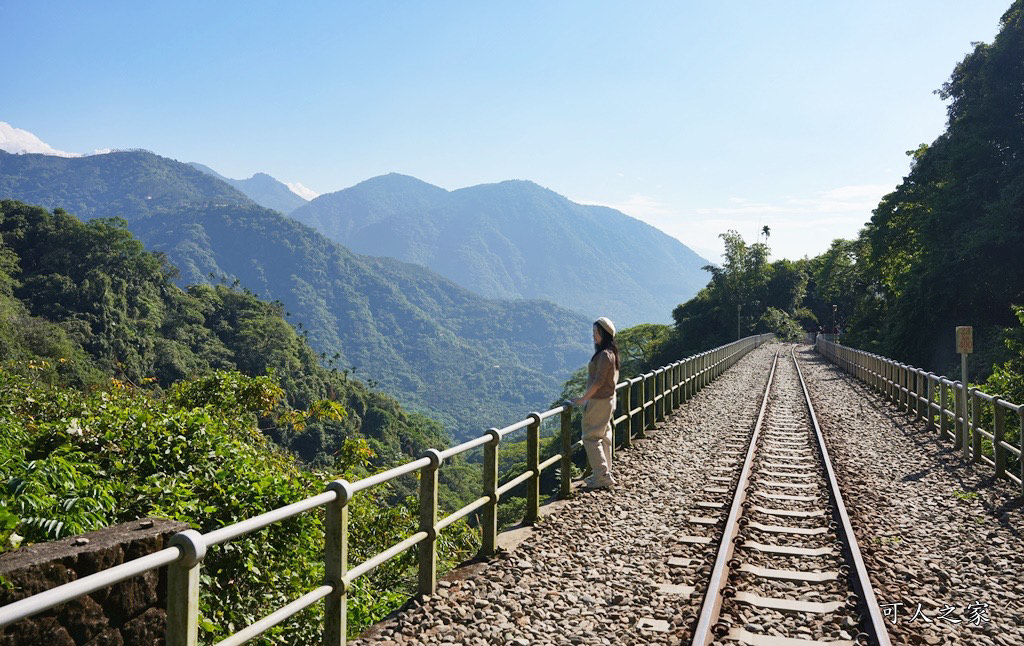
[188,162,310,214]
[0,149,591,438]
[291,174,709,326]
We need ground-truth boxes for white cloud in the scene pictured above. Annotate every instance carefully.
[573,193,713,258]
[696,184,893,217]
[0,121,81,157]
[0,121,116,158]
[286,181,319,200]
[695,202,787,215]
[572,183,896,262]
[574,193,675,220]
[684,183,897,260]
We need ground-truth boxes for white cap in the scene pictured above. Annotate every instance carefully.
[595,316,616,338]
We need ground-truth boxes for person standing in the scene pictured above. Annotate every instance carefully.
[572,317,620,489]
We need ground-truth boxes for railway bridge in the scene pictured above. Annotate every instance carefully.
[2,338,1023,646]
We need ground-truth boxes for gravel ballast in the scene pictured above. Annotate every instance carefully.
[798,344,1024,646]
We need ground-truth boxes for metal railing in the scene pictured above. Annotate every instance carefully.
[0,334,772,645]
[816,337,1024,494]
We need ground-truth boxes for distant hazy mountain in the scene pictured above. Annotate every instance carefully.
[189,161,309,214]
[0,150,591,437]
[290,174,709,326]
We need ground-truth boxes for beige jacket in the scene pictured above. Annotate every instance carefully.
[586,349,619,399]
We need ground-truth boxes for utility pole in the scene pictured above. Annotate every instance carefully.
[737,303,741,340]
[832,304,837,343]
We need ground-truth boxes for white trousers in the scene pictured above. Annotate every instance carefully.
[582,396,615,480]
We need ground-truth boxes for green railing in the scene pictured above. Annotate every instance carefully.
[816,337,1024,494]
[0,334,773,645]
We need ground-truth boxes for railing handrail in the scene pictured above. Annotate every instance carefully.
[1,333,774,645]
[815,337,1024,496]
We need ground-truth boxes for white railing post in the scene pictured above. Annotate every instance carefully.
[417,449,442,596]
[482,429,501,554]
[658,368,667,417]
[926,373,936,431]
[940,379,950,441]
[166,530,206,646]
[1019,408,1024,495]
[525,412,542,524]
[993,398,1006,481]
[324,480,352,646]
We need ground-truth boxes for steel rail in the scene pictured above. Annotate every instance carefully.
[792,348,892,645]
[536,405,568,421]
[436,495,491,533]
[204,490,337,547]
[342,531,429,587]
[691,348,780,644]
[495,469,535,498]
[496,417,532,438]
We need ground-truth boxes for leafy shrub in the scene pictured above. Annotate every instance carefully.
[0,366,478,642]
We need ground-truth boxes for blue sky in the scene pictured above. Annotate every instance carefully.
[3,1,1011,260]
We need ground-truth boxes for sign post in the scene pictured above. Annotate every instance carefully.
[956,326,973,457]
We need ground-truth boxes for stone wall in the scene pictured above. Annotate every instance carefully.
[0,517,190,646]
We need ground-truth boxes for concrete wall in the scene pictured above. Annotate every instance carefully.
[0,518,189,646]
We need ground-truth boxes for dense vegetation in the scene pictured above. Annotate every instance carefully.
[0,149,249,220]
[0,200,495,639]
[0,201,467,485]
[131,201,591,438]
[649,229,809,365]
[985,306,1024,409]
[0,153,592,439]
[0,366,478,641]
[290,173,709,327]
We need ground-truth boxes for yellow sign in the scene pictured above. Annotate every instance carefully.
[956,326,973,354]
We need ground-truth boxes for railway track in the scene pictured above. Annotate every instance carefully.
[675,345,890,645]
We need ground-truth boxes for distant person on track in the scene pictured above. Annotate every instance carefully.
[572,317,620,490]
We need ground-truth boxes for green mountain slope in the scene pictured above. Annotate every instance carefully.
[290,173,709,326]
[0,199,457,472]
[0,152,592,439]
[0,149,252,217]
[189,161,309,214]
[131,203,591,436]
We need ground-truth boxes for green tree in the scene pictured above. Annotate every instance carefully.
[850,2,1024,371]
[652,230,806,365]
[616,323,671,376]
